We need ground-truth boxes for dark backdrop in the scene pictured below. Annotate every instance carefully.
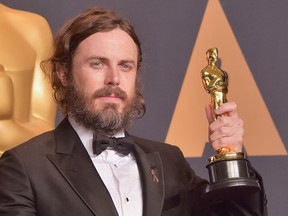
[2,0,288,215]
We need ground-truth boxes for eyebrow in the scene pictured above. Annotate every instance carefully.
[85,56,137,66]
[84,56,107,62]
[119,59,137,67]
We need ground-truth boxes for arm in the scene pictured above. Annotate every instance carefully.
[205,101,243,152]
[202,102,267,215]
[0,150,37,216]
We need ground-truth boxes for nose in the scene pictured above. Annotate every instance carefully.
[105,66,120,86]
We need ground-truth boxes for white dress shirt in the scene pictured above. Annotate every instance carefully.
[69,118,143,216]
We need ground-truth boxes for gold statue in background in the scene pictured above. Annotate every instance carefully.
[0,4,57,155]
[201,47,228,119]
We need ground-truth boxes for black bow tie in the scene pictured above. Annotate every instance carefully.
[92,134,135,156]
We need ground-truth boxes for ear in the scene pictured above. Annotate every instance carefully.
[56,63,69,86]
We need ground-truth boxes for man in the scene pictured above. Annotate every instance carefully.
[0,7,266,216]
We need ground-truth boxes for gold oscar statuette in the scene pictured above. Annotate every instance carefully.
[200,47,260,200]
[0,4,57,155]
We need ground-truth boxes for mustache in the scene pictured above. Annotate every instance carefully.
[92,86,128,100]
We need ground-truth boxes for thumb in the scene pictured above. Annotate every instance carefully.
[205,104,215,124]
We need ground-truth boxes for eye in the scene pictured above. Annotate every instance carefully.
[119,63,134,72]
[90,61,104,69]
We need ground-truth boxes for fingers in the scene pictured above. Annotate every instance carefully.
[209,115,244,132]
[209,119,244,152]
[205,104,215,124]
[207,101,244,153]
[214,101,238,118]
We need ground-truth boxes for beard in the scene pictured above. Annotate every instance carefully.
[65,84,142,136]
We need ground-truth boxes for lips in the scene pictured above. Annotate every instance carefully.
[99,94,121,100]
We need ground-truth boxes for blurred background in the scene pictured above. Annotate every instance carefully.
[1,0,287,215]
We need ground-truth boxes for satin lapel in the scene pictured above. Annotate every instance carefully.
[46,118,118,216]
[133,144,164,216]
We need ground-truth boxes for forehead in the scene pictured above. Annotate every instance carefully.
[74,28,138,61]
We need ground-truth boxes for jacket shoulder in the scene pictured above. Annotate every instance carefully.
[131,135,180,152]
[5,130,56,157]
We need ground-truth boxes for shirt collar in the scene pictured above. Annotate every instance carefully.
[68,117,125,156]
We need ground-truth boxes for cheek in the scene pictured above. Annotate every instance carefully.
[123,74,137,93]
[75,76,101,95]
[72,77,95,103]
[124,83,137,99]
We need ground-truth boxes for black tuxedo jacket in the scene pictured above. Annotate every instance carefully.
[0,118,266,216]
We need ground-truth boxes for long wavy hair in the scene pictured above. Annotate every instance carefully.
[41,7,145,117]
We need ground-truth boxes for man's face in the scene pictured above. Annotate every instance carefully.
[59,28,141,135]
[73,28,138,112]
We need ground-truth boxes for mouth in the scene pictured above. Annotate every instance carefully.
[93,87,128,102]
[98,94,123,103]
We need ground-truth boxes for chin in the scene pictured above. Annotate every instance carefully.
[98,102,123,112]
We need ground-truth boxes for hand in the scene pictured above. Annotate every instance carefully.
[205,101,244,153]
